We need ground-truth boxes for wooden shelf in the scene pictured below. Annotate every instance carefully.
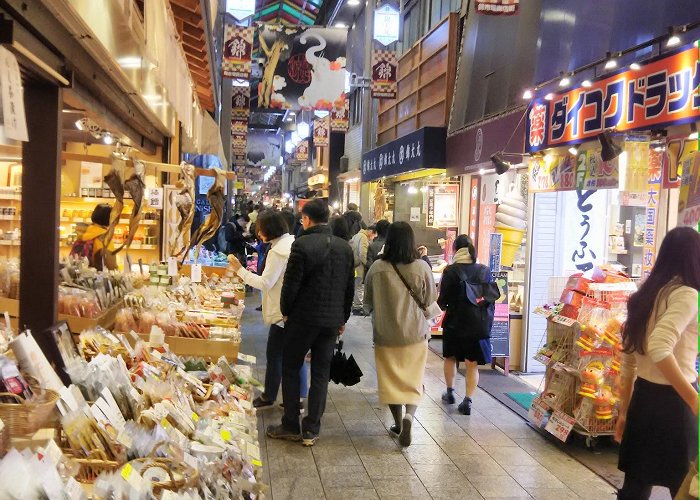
[61,196,117,203]
[0,240,20,246]
[60,217,158,226]
[0,215,20,221]
[0,194,21,201]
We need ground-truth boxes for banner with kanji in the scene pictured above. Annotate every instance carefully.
[232,85,251,119]
[371,49,397,99]
[257,25,347,111]
[313,115,330,147]
[331,100,349,132]
[475,0,519,15]
[679,151,700,227]
[526,42,700,153]
[295,140,309,161]
[223,25,254,79]
[642,149,663,278]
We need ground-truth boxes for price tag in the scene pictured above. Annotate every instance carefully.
[528,397,550,427]
[533,352,551,365]
[121,463,133,480]
[191,412,199,422]
[168,257,178,276]
[191,263,202,283]
[545,410,576,442]
[160,417,170,429]
[251,459,263,468]
[220,429,232,442]
[237,352,257,364]
[552,315,577,327]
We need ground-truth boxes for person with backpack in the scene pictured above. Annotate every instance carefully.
[69,204,117,271]
[349,227,369,315]
[437,234,499,415]
[342,203,364,237]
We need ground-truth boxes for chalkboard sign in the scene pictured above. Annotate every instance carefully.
[490,271,510,357]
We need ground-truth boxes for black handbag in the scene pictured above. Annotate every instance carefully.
[329,341,363,386]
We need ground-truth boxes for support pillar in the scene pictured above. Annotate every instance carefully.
[19,84,62,333]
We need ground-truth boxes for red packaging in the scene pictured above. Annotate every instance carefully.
[560,288,586,308]
[591,265,630,283]
[560,303,580,320]
[565,275,593,294]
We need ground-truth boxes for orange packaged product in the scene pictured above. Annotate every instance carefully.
[565,274,593,294]
[560,288,586,308]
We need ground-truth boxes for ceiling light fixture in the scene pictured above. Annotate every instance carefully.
[559,74,571,87]
[522,89,533,100]
[103,133,114,145]
[75,119,85,131]
[604,52,618,70]
[407,185,418,194]
[666,34,681,47]
[490,153,512,175]
[348,0,361,5]
[581,80,592,88]
[629,62,641,70]
[544,93,554,101]
[335,22,347,28]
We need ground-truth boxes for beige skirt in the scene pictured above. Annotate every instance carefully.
[375,340,428,405]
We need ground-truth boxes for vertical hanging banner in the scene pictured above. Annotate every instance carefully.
[642,149,663,278]
[295,140,309,161]
[475,0,519,15]
[257,25,347,110]
[371,50,398,99]
[231,86,251,119]
[231,119,248,166]
[0,47,28,141]
[223,25,254,79]
[313,115,330,147]
[330,100,349,132]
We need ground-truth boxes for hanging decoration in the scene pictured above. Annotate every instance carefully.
[257,25,347,111]
[373,4,400,45]
[371,49,398,99]
[231,85,251,119]
[313,115,330,147]
[295,140,309,161]
[330,100,349,132]
[475,0,519,15]
[222,25,254,79]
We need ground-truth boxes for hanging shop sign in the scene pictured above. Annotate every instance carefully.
[447,109,525,176]
[574,150,619,190]
[257,25,347,111]
[642,150,663,278]
[665,135,697,189]
[232,86,251,119]
[295,140,309,161]
[146,187,164,210]
[330,100,349,132]
[0,47,28,142]
[623,140,651,192]
[222,25,254,79]
[426,184,459,228]
[373,4,400,46]
[232,133,247,166]
[371,50,398,99]
[679,150,700,227]
[227,0,255,20]
[477,203,497,265]
[475,0,519,15]
[313,115,330,147]
[468,177,480,244]
[361,127,447,182]
[526,42,700,153]
[231,119,248,136]
[528,152,618,192]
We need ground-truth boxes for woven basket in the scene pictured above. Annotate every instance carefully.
[0,386,59,436]
[0,420,8,457]
[71,449,121,483]
[128,457,199,494]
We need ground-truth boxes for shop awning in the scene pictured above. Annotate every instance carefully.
[361,127,446,182]
[446,107,526,177]
[182,111,227,168]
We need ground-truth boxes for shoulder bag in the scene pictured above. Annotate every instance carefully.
[391,262,442,320]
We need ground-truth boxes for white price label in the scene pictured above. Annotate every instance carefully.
[528,397,550,427]
[191,263,202,283]
[545,410,576,442]
[551,315,577,327]
[168,256,178,276]
[237,352,257,364]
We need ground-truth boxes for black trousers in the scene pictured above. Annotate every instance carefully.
[281,321,338,434]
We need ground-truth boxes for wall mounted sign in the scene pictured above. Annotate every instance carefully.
[477,203,496,265]
[231,86,250,119]
[475,0,519,15]
[361,127,447,182]
[679,150,700,227]
[257,25,347,111]
[330,100,349,132]
[0,47,27,141]
[447,109,526,176]
[313,115,330,147]
[373,4,400,46]
[426,184,459,228]
[490,271,510,358]
[574,150,619,190]
[222,25,254,79]
[146,187,164,210]
[526,42,700,153]
[642,149,663,278]
[371,50,398,99]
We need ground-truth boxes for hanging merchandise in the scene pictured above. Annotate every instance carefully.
[475,0,519,15]
[371,49,398,99]
[313,115,330,147]
[186,169,227,263]
[257,25,347,110]
[231,85,251,119]
[168,162,196,259]
[330,100,350,132]
[222,25,254,79]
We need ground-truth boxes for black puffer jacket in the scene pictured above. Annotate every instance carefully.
[281,224,355,328]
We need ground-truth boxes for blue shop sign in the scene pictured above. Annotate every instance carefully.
[361,127,446,182]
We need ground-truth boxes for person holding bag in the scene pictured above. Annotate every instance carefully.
[437,234,499,415]
[364,222,437,447]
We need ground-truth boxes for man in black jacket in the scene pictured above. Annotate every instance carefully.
[267,199,355,446]
[365,219,389,271]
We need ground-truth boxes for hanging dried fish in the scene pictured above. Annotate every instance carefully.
[101,155,126,249]
[113,159,146,253]
[170,162,196,258]
[185,168,226,263]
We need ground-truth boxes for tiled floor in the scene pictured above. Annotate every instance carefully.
[239,306,669,499]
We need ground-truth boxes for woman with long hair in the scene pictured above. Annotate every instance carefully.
[616,226,700,499]
[437,234,495,415]
[364,222,436,447]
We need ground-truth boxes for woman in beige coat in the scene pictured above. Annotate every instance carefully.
[364,222,436,447]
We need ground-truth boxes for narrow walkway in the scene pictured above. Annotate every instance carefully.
[240,305,619,499]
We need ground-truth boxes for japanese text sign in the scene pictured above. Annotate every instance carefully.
[679,150,700,227]
[642,149,663,278]
[475,0,519,15]
[313,115,330,147]
[222,26,254,80]
[526,42,700,153]
[426,184,459,227]
[0,46,28,142]
[232,86,251,119]
[371,50,398,99]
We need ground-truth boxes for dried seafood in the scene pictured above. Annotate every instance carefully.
[101,155,126,249]
[114,159,146,253]
[170,162,196,257]
[185,168,226,263]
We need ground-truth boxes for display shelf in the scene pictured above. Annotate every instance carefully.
[60,217,158,226]
[0,240,20,246]
[0,216,20,221]
[0,194,21,201]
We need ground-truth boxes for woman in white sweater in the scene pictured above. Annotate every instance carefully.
[616,227,700,499]
[228,211,307,409]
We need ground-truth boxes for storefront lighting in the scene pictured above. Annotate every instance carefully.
[479,168,485,175]
[348,0,361,5]
[75,119,85,131]
[117,56,142,69]
[522,89,533,100]
[558,74,571,87]
[420,186,429,193]
[597,130,622,161]
[307,166,313,172]
[666,34,681,47]
[103,133,113,145]
[581,80,592,88]
[490,152,512,175]
[629,62,641,70]
[335,22,347,28]
[332,201,340,209]
[604,52,618,70]
[568,146,578,156]
[407,186,418,194]
[544,93,554,101]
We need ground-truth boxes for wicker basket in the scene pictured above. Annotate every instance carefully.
[0,420,8,457]
[128,457,199,494]
[0,386,60,436]
[71,449,121,483]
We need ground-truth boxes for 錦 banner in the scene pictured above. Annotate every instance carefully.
[526,42,700,153]
[258,25,347,111]
[371,50,397,99]
[295,140,309,161]
[223,25,254,79]
[232,86,250,119]
[314,115,330,147]
[475,0,519,15]
[331,100,349,132]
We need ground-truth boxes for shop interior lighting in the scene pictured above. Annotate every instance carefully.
[689,123,698,141]
[629,62,641,71]
[335,22,347,28]
[597,130,622,161]
[74,119,85,131]
[568,146,579,156]
[103,133,113,145]
[604,52,618,70]
[348,0,361,5]
[666,34,681,47]
[117,56,142,69]
[307,166,313,172]
[522,89,533,100]
[420,186,429,193]
[581,80,592,88]
[407,185,418,194]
